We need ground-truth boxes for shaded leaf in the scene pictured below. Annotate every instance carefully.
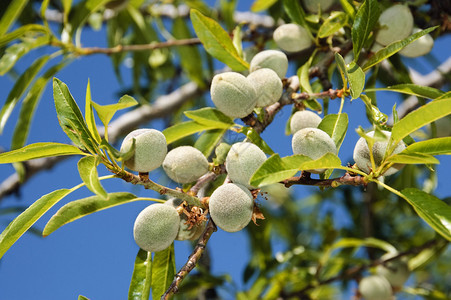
[0,55,49,133]
[43,192,141,236]
[362,26,439,71]
[190,9,248,71]
[194,129,226,158]
[184,107,234,129]
[77,156,108,199]
[282,0,311,38]
[128,249,152,300]
[0,142,86,164]
[53,78,98,153]
[365,84,444,99]
[151,244,176,299]
[391,98,451,145]
[0,24,49,47]
[352,0,380,61]
[318,113,348,151]
[318,12,347,38]
[99,138,135,162]
[0,0,31,36]
[401,188,451,241]
[0,189,74,259]
[240,127,275,155]
[347,61,365,99]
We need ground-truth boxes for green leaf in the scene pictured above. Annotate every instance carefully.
[339,0,356,19]
[128,249,152,300]
[99,138,135,162]
[347,61,365,99]
[77,156,108,199]
[360,94,388,125]
[43,192,140,236]
[282,0,311,38]
[386,152,439,165]
[330,237,397,253]
[298,152,342,171]
[53,78,98,153]
[0,189,74,259]
[67,0,111,38]
[401,188,451,241]
[0,0,30,36]
[241,127,275,155]
[0,35,49,75]
[318,12,348,38]
[194,129,227,158]
[151,244,176,299]
[11,62,68,150]
[250,154,311,187]
[92,95,138,128]
[172,17,205,88]
[78,296,89,300]
[0,24,49,47]
[351,0,380,61]
[251,0,277,12]
[84,80,102,144]
[318,113,348,151]
[391,98,451,145]
[0,55,49,133]
[190,9,248,71]
[335,52,347,88]
[364,84,444,100]
[0,142,86,164]
[362,26,438,71]
[184,107,234,129]
[403,137,451,156]
[163,121,223,144]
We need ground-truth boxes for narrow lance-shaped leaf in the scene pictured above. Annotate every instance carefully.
[362,26,438,71]
[0,24,49,47]
[347,62,365,99]
[77,156,108,200]
[402,137,451,156]
[352,0,380,61]
[53,77,98,154]
[0,55,49,133]
[128,249,152,300]
[0,142,86,164]
[241,127,275,155]
[391,97,451,145]
[194,129,227,158]
[184,107,234,128]
[318,12,347,39]
[190,9,249,71]
[91,95,138,128]
[365,84,444,100]
[0,0,30,36]
[0,188,75,259]
[334,52,347,88]
[318,113,349,151]
[282,0,313,39]
[400,188,451,241]
[298,152,342,171]
[163,121,225,144]
[85,80,102,144]
[385,152,439,165]
[251,0,278,12]
[43,192,142,236]
[12,61,68,150]
[151,244,176,299]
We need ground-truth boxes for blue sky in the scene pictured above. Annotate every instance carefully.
[0,2,450,300]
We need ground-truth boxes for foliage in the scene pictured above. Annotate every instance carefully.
[0,0,450,299]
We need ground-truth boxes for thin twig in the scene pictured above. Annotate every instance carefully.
[161,219,217,300]
[283,172,367,188]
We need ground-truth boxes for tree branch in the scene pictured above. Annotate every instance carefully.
[283,172,367,188]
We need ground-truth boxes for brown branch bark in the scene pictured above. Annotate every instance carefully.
[283,172,367,188]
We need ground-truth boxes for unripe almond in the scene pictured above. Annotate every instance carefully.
[210,72,257,119]
[399,28,434,58]
[133,203,180,252]
[376,253,410,289]
[208,183,254,232]
[292,128,337,173]
[353,130,406,176]
[358,275,393,300]
[249,50,289,79]
[290,110,323,134]
[225,142,267,189]
[375,4,414,46]
[273,23,312,53]
[162,146,209,184]
[120,128,167,173]
[302,0,335,13]
[165,198,206,241]
[247,68,283,107]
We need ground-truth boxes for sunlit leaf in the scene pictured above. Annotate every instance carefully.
[386,152,439,165]
[241,127,275,155]
[43,192,142,236]
[151,244,176,299]
[92,95,138,128]
[84,80,102,144]
[0,188,75,259]
[347,62,365,99]
[77,156,108,199]
[0,142,86,164]
[128,249,152,300]
[190,9,248,71]
[251,0,277,12]
[402,137,451,156]
[298,152,342,171]
[0,24,49,47]
[318,113,348,150]
[365,84,444,99]
[163,121,224,144]
[400,188,451,241]
[0,0,30,36]
[318,12,347,38]
[184,107,234,129]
